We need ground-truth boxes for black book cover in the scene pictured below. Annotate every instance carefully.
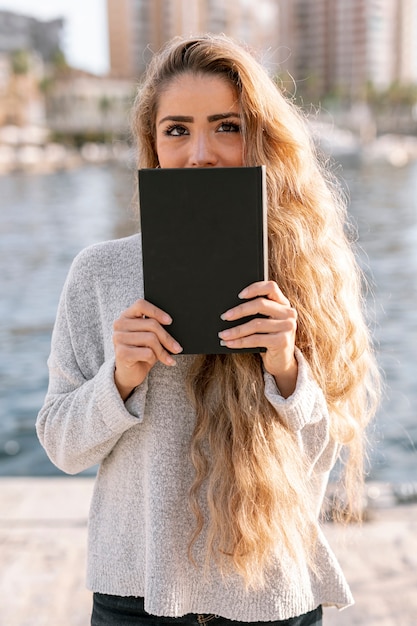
[138,166,268,354]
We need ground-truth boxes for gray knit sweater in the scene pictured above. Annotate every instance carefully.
[37,234,353,621]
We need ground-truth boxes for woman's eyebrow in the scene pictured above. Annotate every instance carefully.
[158,112,241,126]
[207,112,240,122]
[158,115,193,125]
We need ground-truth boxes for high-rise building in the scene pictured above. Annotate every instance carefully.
[107,0,135,78]
[396,0,417,83]
[333,0,369,99]
[293,0,329,99]
[107,0,417,99]
[293,0,417,101]
[107,0,284,77]
[0,10,63,63]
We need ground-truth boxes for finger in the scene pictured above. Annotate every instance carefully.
[219,316,296,343]
[113,318,183,354]
[221,297,296,322]
[116,344,159,368]
[124,299,173,325]
[219,332,289,351]
[115,332,179,367]
[238,281,290,306]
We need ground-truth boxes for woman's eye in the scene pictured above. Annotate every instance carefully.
[218,122,241,133]
[164,125,189,136]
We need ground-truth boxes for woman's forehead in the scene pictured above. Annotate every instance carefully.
[155,73,240,115]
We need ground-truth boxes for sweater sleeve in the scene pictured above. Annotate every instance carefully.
[263,347,339,475]
[36,243,147,475]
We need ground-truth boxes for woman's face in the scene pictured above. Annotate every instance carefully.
[155,73,244,168]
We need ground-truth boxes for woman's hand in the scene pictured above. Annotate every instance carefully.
[113,299,183,401]
[218,281,298,398]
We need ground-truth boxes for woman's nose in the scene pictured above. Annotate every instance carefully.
[188,133,218,167]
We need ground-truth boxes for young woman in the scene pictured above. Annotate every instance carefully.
[37,34,380,625]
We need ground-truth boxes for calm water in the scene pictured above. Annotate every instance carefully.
[0,160,416,481]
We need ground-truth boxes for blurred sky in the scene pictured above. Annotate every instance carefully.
[0,0,109,74]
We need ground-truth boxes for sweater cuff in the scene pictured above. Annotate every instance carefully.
[263,347,324,431]
[95,358,148,431]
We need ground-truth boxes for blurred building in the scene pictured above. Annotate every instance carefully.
[294,0,417,101]
[396,0,417,83]
[0,10,64,63]
[108,0,417,100]
[333,0,397,95]
[107,0,288,77]
[45,73,135,135]
[0,9,134,136]
[0,9,65,127]
[0,51,46,127]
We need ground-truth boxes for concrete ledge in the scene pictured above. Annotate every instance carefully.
[0,477,93,626]
[324,504,417,625]
[1,477,416,626]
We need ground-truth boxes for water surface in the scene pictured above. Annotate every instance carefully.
[0,160,416,481]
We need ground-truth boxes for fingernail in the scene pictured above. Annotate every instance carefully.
[218,330,231,339]
[219,340,227,347]
[220,311,232,321]
[167,356,176,366]
[172,342,183,353]
[163,314,173,324]
[238,288,248,298]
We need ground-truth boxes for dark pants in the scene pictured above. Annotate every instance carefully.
[91,594,323,626]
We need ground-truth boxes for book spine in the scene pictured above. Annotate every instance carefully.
[260,165,268,281]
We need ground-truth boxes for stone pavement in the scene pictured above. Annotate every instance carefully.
[0,477,416,626]
[0,478,92,626]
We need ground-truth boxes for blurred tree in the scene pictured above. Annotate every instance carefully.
[5,50,35,125]
[39,76,54,95]
[98,95,114,141]
[365,81,417,133]
[367,81,417,111]
[51,50,70,77]
[11,50,30,75]
[99,95,113,117]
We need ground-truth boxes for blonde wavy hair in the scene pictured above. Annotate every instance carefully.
[131,34,380,588]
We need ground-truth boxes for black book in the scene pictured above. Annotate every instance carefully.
[138,166,268,354]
